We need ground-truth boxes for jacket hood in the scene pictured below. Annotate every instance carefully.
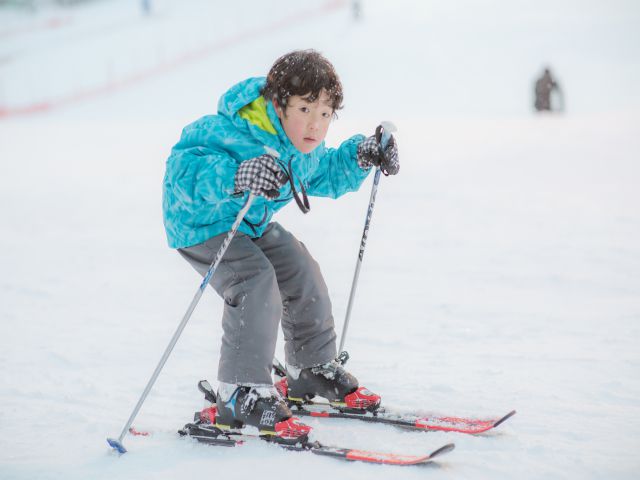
[216,76,293,153]
[217,76,266,118]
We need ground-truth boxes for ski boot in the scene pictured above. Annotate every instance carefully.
[209,384,311,444]
[276,360,381,413]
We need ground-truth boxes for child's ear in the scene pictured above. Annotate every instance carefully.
[272,100,283,119]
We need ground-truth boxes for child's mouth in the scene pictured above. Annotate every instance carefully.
[304,137,316,143]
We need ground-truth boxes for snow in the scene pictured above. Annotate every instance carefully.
[1,0,640,478]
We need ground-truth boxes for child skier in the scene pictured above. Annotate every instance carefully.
[162,50,399,440]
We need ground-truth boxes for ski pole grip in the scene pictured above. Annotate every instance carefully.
[379,120,397,150]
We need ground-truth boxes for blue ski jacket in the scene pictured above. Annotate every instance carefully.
[162,77,370,248]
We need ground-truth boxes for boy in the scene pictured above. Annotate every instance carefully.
[162,50,399,440]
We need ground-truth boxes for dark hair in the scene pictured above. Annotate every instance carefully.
[261,49,344,114]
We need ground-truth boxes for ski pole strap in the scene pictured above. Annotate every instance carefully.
[285,156,310,214]
[242,204,269,236]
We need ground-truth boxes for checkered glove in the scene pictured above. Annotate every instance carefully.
[233,154,287,199]
[356,126,399,175]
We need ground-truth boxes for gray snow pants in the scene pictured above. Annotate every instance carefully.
[178,222,337,385]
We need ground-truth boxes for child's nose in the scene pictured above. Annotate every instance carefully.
[309,115,322,130]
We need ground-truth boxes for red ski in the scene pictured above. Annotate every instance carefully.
[272,361,516,435]
[180,422,455,466]
[291,402,516,434]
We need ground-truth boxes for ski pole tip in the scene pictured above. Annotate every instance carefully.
[107,437,127,454]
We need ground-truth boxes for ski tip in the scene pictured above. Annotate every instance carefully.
[343,449,433,466]
[429,442,455,459]
[107,438,127,454]
[493,410,517,428]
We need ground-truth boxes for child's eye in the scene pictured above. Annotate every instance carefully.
[322,112,331,118]
[300,107,310,113]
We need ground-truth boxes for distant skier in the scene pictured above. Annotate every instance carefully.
[141,0,151,16]
[162,50,399,440]
[534,67,563,112]
[352,0,362,20]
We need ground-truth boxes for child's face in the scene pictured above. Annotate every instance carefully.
[274,90,333,154]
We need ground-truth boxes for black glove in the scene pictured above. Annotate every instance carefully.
[356,125,399,175]
[234,154,287,199]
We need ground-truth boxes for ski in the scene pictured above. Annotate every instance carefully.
[289,401,516,434]
[179,422,455,466]
[271,362,516,434]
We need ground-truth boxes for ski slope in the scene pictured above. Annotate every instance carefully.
[1,0,639,478]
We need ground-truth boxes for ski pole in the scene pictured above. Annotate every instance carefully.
[107,192,255,454]
[338,121,397,357]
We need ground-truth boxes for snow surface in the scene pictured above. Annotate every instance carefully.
[1,0,640,479]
